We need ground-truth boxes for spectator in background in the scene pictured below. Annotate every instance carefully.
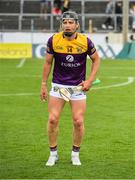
[52,0,62,16]
[102,0,122,31]
[130,4,135,32]
[115,1,122,32]
[62,0,70,13]
[40,0,48,20]
[102,0,115,30]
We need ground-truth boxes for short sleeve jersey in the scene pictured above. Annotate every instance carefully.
[47,32,96,86]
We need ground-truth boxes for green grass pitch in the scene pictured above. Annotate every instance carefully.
[0,58,135,179]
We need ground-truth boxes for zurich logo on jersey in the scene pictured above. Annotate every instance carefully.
[66,55,74,62]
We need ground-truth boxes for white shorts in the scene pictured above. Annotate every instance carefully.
[50,83,86,101]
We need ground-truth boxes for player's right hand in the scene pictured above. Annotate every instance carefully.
[40,84,48,102]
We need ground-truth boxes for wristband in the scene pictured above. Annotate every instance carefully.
[42,82,47,85]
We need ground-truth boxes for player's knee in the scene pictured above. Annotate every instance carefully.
[73,117,84,129]
[48,114,58,126]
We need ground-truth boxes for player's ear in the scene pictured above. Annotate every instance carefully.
[76,22,80,30]
[60,22,63,31]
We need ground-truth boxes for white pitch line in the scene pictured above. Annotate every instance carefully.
[0,77,134,97]
[0,75,41,78]
[16,58,26,68]
[91,77,134,90]
[102,76,135,79]
[0,75,134,79]
[0,92,38,97]
[102,67,135,70]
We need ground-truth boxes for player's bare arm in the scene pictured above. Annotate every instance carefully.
[40,53,53,101]
[81,51,100,91]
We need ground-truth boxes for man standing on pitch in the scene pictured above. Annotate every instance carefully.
[40,11,100,166]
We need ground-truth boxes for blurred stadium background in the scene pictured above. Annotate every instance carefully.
[0,0,135,179]
[0,0,135,59]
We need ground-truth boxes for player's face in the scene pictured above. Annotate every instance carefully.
[62,19,79,37]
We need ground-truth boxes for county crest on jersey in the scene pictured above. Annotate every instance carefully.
[47,32,96,86]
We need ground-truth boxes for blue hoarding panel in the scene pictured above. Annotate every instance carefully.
[33,44,47,58]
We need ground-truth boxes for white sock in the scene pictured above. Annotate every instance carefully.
[50,150,57,156]
[72,150,79,157]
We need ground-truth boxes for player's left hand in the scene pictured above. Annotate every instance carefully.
[79,80,92,91]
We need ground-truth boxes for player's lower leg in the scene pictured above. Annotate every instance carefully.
[71,120,84,165]
[46,118,59,166]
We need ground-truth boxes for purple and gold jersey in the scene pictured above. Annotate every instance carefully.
[47,32,96,85]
